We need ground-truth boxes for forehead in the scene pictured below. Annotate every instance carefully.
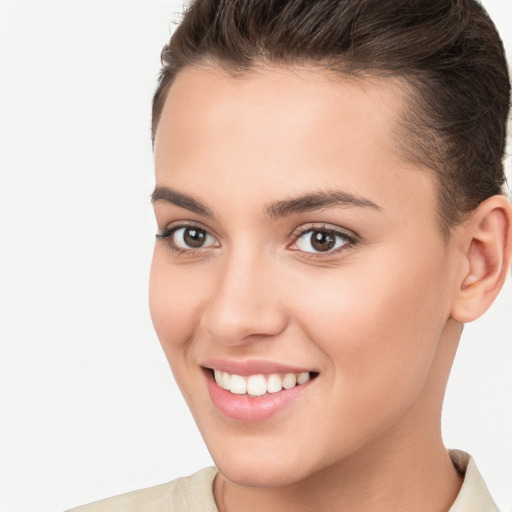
[155,64,407,162]
[154,64,438,228]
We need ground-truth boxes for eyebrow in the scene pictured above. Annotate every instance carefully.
[151,186,381,219]
[265,190,381,219]
[151,186,213,217]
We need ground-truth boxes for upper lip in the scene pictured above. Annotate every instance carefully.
[200,358,316,376]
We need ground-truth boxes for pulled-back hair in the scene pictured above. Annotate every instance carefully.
[152,0,510,235]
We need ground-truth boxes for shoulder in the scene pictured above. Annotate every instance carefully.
[67,467,219,512]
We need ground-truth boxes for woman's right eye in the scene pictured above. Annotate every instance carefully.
[156,226,219,252]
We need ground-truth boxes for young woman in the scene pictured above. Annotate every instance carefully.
[71,0,511,510]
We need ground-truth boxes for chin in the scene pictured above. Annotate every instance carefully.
[214,453,314,488]
[200,429,325,489]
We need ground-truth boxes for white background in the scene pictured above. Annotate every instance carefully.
[0,1,511,511]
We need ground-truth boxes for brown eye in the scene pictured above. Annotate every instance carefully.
[157,226,218,251]
[292,227,354,254]
[183,227,207,248]
[310,230,336,252]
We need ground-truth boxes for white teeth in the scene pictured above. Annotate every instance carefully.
[247,375,267,396]
[229,374,247,394]
[297,372,310,385]
[212,369,314,396]
[282,373,297,389]
[221,371,230,390]
[213,370,230,389]
[267,374,283,393]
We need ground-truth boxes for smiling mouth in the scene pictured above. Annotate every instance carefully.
[209,368,319,397]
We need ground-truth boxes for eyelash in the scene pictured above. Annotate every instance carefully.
[156,222,218,257]
[156,222,358,257]
[289,224,357,257]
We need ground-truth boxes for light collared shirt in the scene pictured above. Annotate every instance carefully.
[449,450,499,512]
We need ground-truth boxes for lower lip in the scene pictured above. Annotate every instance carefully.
[204,370,314,422]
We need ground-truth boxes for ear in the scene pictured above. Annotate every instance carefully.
[450,195,512,323]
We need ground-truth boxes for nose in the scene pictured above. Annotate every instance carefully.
[199,249,288,346]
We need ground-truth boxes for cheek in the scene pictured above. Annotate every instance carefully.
[277,252,451,460]
[148,248,205,362]
[289,245,450,397]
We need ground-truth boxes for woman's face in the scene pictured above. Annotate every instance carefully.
[150,65,461,487]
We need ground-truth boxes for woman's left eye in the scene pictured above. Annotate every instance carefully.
[290,227,355,254]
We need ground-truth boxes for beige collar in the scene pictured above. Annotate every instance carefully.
[448,450,499,511]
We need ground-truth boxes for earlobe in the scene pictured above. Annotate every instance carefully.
[451,195,512,323]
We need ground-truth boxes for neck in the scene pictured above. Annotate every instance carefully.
[215,429,462,512]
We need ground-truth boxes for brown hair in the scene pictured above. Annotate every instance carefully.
[152,0,510,235]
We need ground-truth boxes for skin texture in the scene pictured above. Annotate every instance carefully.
[150,65,511,512]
